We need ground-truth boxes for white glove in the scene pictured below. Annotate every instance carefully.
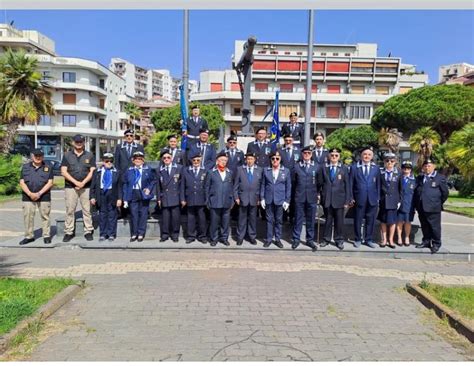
[261,200,266,210]
[123,201,129,209]
[397,202,401,210]
[282,202,290,211]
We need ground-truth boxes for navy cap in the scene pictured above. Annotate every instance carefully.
[255,126,266,134]
[72,134,84,142]
[31,148,44,156]
[329,148,341,154]
[313,132,325,139]
[132,151,145,159]
[423,157,436,165]
[124,129,134,136]
[167,134,178,140]
[227,135,237,142]
[190,153,202,160]
[216,152,228,159]
[160,148,172,157]
[289,112,297,118]
[269,151,281,159]
[191,104,199,110]
[401,160,413,169]
[301,146,312,152]
[283,134,293,139]
[245,152,256,158]
[102,152,114,160]
[199,128,209,134]
[384,152,397,160]
[360,146,374,154]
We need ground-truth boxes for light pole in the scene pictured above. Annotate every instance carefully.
[183,10,189,111]
[304,10,314,147]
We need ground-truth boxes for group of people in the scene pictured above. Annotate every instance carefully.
[19,107,449,254]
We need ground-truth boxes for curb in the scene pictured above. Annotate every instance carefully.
[0,281,85,354]
[406,282,474,343]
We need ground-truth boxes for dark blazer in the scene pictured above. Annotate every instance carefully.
[181,166,208,206]
[414,171,449,213]
[187,142,216,170]
[399,175,416,214]
[122,164,157,202]
[205,168,234,209]
[156,164,184,207]
[246,140,273,168]
[278,146,301,176]
[170,148,186,166]
[380,168,402,210]
[185,116,209,138]
[260,166,292,205]
[318,163,351,209]
[280,122,304,144]
[233,165,263,206]
[90,167,122,207]
[293,161,320,203]
[350,161,381,206]
[220,148,245,175]
[114,142,145,173]
[312,148,329,165]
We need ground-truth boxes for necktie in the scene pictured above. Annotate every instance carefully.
[287,148,291,160]
[317,150,321,158]
[194,168,198,177]
[291,125,295,133]
[231,150,235,159]
[305,163,309,173]
[330,166,336,182]
[127,144,132,157]
[133,168,141,187]
[386,171,392,182]
[167,166,171,176]
[247,168,253,183]
[102,169,112,190]
[258,142,262,149]
[364,165,369,178]
[403,177,408,188]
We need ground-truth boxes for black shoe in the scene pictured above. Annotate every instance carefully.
[43,237,52,244]
[172,238,179,243]
[319,240,330,248]
[186,239,195,244]
[306,241,317,251]
[160,237,169,242]
[220,240,230,246]
[263,241,271,248]
[198,238,208,244]
[84,233,93,241]
[431,245,441,254]
[108,237,115,242]
[274,240,283,249]
[62,234,74,243]
[99,236,106,242]
[249,239,257,245]
[210,241,217,247]
[19,238,35,245]
[236,240,243,246]
[137,236,144,242]
[416,242,431,249]
[130,236,137,242]
[291,240,300,250]
[335,242,344,250]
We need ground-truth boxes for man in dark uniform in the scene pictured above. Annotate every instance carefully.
[318,148,351,250]
[233,152,263,245]
[280,112,304,148]
[205,152,234,246]
[90,152,122,241]
[61,134,96,242]
[350,146,381,248]
[19,148,54,245]
[184,105,209,149]
[278,134,301,222]
[312,132,329,165]
[187,129,216,170]
[291,146,319,251]
[181,153,208,244]
[246,126,273,168]
[221,135,245,176]
[166,134,186,166]
[414,158,449,254]
[156,149,183,243]
[114,129,145,173]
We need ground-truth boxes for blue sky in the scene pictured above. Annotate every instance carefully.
[4,10,473,83]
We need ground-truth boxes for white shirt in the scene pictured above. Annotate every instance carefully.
[272,168,280,182]
[218,170,226,181]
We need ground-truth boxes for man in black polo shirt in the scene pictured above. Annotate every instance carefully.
[61,134,96,242]
[19,148,54,245]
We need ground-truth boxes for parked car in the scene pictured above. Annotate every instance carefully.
[44,158,62,176]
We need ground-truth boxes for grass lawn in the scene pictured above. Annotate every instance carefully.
[419,282,474,320]
[0,193,21,203]
[444,205,474,218]
[53,176,65,190]
[0,277,75,336]
[447,191,474,204]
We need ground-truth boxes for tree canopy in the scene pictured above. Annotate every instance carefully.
[371,85,474,143]
[326,125,379,154]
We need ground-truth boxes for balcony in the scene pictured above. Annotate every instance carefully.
[48,79,107,96]
[54,103,107,115]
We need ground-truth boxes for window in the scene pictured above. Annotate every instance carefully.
[278,104,298,117]
[349,106,371,119]
[99,79,105,89]
[280,83,293,93]
[399,86,413,94]
[41,71,50,82]
[230,82,240,92]
[210,83,223,92]
[326,106,341,119]
[62,115,76,127]
[375,86,390,95]
[255,82,268,92]
[351,62,373,73]
[231,104,242,116]
[99,99,105,109]
[99,118,105,129]
[62,72,76,83]
[255,104,269,116]
[332,52,339,56]
[375,63,398,73]
[321,52,327,56]
[327,85,341,94]
[304,84,318,93]
[63,93,76,104]
[38,115,52,126]
[350,85,365,94]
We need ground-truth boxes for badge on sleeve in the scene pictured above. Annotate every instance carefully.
[265,147,271,154]
[85,159,90,164]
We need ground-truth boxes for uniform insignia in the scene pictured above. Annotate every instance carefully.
[431,182,437,187]
[85,159,89,164]
[265,147,271,154]
[373,177,376,183]
[409,184,414,189]
[44,167,49,172]
[294,154,300,161]
[201,174,205,181]
[338,174,342,180]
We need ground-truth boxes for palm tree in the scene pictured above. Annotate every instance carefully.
[408,127,441,169]
[124,102,142,132]
[0,49,54,154]
[378,127,402,155]
[446,123,474,181]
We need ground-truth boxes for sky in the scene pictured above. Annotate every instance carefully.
[3,10,473,83]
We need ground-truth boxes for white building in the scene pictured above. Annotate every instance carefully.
[439,62,474,83]
[191,41,429,140]
[0,24,130,159]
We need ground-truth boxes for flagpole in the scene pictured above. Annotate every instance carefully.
[304,10,314,147]
[183,10,189,109]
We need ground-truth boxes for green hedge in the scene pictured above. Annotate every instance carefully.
[0,154,23,195]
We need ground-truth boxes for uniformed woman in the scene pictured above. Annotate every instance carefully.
[396,161,416,246]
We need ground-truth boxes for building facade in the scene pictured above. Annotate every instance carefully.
[191,41,428,140]
[439,62,474,84]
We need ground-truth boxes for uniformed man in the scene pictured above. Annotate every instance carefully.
[291,146,319,251]
[61,134,96,242]
[414,158,449,254]
[205,152,234,247]
[184,105,209,148]
[312,132,329,165]
[246,126,273,168]
[260,151,292,248]
[280,112,304,148]
[350,146,381,248]
[221,135,245,176]
[278,134,301,222]
[122,151,157,242]
[114,129,145,173]
[187,129,216,170]
[378,152,401,248]
[396,161,416,246]
[90,153,122,241]
[156,149,183,243]
[233,152,263,245]
[166,134,186,166]
[19,148,54,245]
[181,153,208,244]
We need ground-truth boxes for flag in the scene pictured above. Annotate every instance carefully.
[269,90,280,149]
[179,84,188,150]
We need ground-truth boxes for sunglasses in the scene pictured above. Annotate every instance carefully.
[125,134,134,137]
[330,154,339,157]
[228,141,236,144]
[271,157,280,161]
[104,160,113,163]
[192,158,201,161]
[303,151,312,154]
[162,156,172,159]
[386,159,396,163]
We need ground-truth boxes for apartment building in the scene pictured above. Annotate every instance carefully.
[439,62,474,83]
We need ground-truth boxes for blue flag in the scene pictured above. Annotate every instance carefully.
[269,90,280,149]
[179,84,188,150]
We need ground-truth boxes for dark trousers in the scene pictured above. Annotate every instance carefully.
[237,204,257,241]
[293,201,317,242]
[323,206,344,244]
[130,190,150,237]
[161,205,181,240]
[354,199,378,242]
[187,205,207,240]
[418,209,442,248]
[266,203,283,242]
[98,190,118,238]
[209,207,230,242]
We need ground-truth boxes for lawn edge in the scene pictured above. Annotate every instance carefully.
[0,281,85,354]
[406,282,474,343]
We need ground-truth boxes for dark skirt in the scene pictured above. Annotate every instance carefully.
[397,210,414,223]
[378,208,397,224]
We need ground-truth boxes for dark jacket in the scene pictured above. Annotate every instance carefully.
[233,165,263,206]
[90,167,122,208]
[122,164,157,202]
[399,174,416,214]
[185,116,209,138]
[187,142,216,170]
[312,148,329,165]
[260,166,292,205]
[318,163,351,209]
[414,171,449,213]
[278,145,301,176]
[156,164,184,207]
[181,166,208,206]
[380,168,402,210]
[246,140,273,168]
[350,161,381,206]
[114,141,145,173]
[220,148,245,176]
[280,122,304,145]
[205,168,234,209]
[293,161,320,203]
